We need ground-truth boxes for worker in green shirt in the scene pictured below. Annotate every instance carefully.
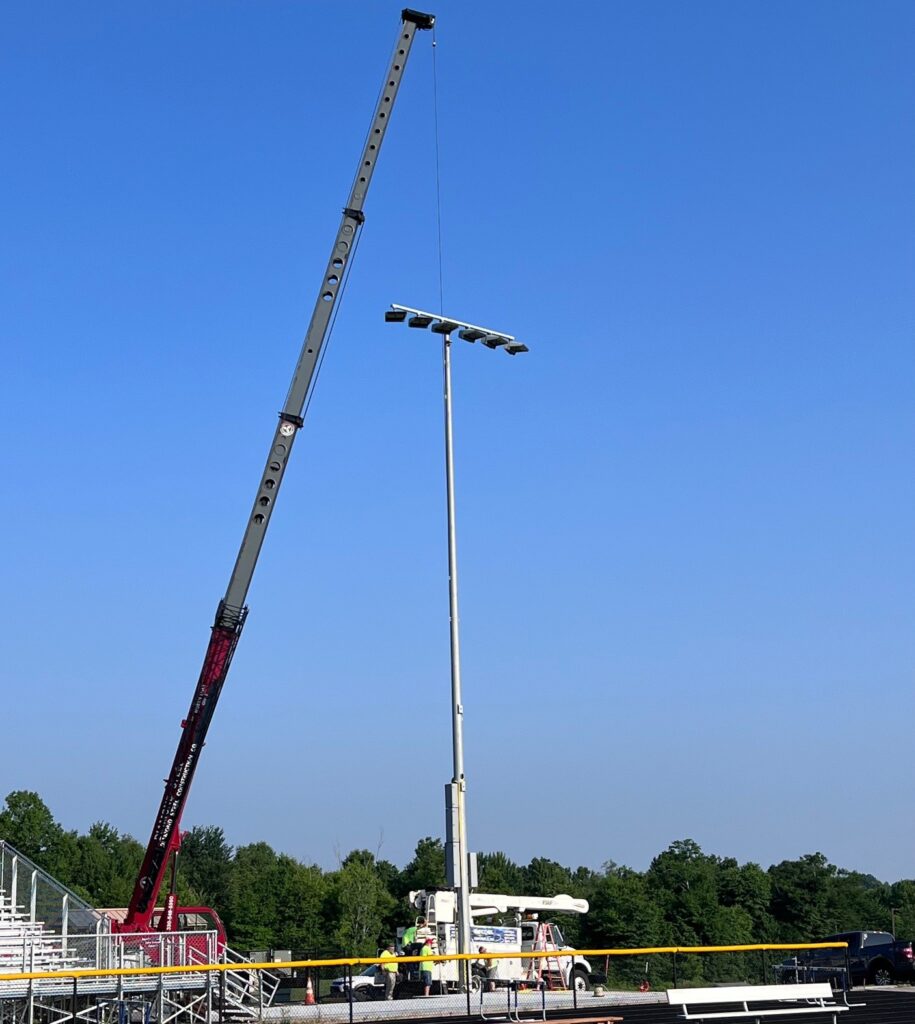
[402,917,426,953]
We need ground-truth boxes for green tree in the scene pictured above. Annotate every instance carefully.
[0,791,79,884]
[180,826,234,910]
[646,840,721,946]
[330,856,396,956]
[273,855,328,953]
[75,823,144,905]
[402,838,446,892]
[478,851,525,894]
[768,853,836,940]
[585,861,664,986]
[718,860,775,941]
[223,843,281,950]
[524,857,572,897]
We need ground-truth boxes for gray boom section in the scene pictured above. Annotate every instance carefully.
[217,10,434,629]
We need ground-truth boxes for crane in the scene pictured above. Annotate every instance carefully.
[115,8,435,939]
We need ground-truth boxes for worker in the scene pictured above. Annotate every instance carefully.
[476,945,497,992]
[402,917,426,954]
[419,937,436,996]
[379,941,398,1000]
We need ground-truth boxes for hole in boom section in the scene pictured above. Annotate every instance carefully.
[332,258,344,268]
[274,444,287,456]
[258,496,270,507]
[322,291,333,301]
[327,275,339,285]
[253,514,265,524]
[264,479,276,489]
[269,462,281,472]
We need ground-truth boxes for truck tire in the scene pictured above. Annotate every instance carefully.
[868,962,894,986]
[571,968,591,992]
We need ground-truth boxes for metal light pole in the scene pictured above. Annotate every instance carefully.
[384,304,527,984]
[441,323,472,982]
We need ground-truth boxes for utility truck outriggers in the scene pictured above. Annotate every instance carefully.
[399,891,593,993]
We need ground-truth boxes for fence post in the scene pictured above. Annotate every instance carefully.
[347,964,354,1024]
[672,952,678,989]
[72,975,78,1024]
[219,968,225,1024]
[466,957,472,1018]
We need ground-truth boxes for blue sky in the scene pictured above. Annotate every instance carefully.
[3,1,914,884]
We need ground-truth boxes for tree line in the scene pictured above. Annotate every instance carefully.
[3,790,914,981]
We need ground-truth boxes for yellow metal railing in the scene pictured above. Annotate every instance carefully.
[0,942,849,984]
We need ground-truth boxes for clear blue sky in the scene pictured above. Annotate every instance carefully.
[3,1,914,883]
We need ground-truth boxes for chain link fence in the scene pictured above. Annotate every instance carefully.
[1,942,860,1024]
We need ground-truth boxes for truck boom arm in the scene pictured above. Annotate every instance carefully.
[409,890,589,918]
[122,8,435,933]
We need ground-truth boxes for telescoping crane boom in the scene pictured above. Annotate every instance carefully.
[116,8,435,937]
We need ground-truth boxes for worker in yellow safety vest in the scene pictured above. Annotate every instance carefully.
[379,941,398,1000]
[419,938,436,996]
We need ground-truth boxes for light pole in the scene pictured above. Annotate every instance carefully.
[384,303,527,982]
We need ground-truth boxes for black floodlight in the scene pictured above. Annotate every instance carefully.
[505,342,529,355]
[480,334,507,349]
[458,328,485,342]
[430,319,460,335]
[408,314,434,328]
[385,309,407,323]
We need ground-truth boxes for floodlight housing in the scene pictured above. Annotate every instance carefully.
[505,342,529,355]
[385,309,407,323]
[458,328,485,343]
[480,335,507,349]
[408,314,434,328]
[430,320,460,335]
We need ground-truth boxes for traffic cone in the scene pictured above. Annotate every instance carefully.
[305,976,316,1006]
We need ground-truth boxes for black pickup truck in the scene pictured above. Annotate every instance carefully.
[776,931,915,986]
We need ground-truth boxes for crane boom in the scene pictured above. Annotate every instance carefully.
[121,8,435,934]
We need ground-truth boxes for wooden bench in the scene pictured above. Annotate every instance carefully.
[667,983,851,1024]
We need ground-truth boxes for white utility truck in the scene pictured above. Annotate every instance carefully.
[398,890,593,994]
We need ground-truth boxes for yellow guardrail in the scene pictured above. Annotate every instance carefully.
[0,942,848,984]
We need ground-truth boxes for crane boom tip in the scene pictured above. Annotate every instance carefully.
[402,9,435,30]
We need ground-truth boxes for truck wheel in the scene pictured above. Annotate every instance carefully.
[571,968,590,992]
[869,964,893,986]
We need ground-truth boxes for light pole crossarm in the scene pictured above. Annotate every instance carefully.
[390,304,517,342]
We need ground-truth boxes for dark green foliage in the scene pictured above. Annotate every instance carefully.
[180,826,233,910]
[2,791,913,971]
[401,837,446,892]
